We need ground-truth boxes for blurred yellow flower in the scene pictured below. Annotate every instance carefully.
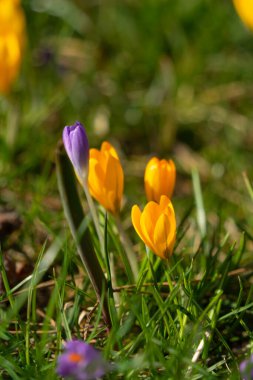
[88,141,124,215]
[144,157,176,203]
[131,195,176,260]
[0,0,25,93]
[233,0,253,30]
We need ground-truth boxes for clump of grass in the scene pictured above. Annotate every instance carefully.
[0,154,251,379]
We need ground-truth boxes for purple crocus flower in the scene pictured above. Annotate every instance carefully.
[56,340,108,380]
[62,122,89,182]
[240,354,253,380]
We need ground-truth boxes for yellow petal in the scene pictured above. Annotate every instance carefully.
[132,197,176,258]
[114,160,124,212]
[233,0,253,30]
[0,0,26,94]
[89,148,107,172]
[153,213,170,259]
[153,213,175,259]
[106,191,118,214]
[144,157,159,202]
[140,202,160,254]
[159,160,176,199]
[131,205,146,244]
[89,148,100,160]
[103,155,123,214]
[144,157,176,203]
[159,195,174,213]
[88,142,124,214]
[88,158,104,201]
[101,141,119,160]
[161,196,176,254]
[0,34,21,93]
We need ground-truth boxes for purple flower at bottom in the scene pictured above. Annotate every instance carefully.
[62,122,89,182]
[56,340,108,380]
[240,354,253,380]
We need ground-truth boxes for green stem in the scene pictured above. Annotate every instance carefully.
[56,143,111,328]
[0,250,15,309]
[115,216,139,281]
[82,181,104,255]
[146,247,158,288]
[164,261,184,337]
[192,168,206,238]
[243,171,253,201]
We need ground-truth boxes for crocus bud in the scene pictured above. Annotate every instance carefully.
[88,141,124,215]
[62,122,89,182]
[131,195,176,260]
[144,157,176,203]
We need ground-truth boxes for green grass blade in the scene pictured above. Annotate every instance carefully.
[56,142,111,327]
[192,168,206,238]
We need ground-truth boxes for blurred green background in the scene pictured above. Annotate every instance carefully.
[1,0,253,243]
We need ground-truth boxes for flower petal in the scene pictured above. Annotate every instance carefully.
[71,122,89,178]
[88,158,105,203]
[101,141,119,160]
[104,155,124,213]
[159,195,175,216]
[144,157,159,202]
[159,159,175,199]
[62,122,89,181]
[233,0,253,30]
[62,126,72,159]
[131,205,146,244]
[144,157,176,203]
[140,202,160,254]
[57,340,108,380]
[88,142,124,214]
[153,212,175,259]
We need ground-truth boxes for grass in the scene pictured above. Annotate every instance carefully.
[1,207,252,379]
[1,0,253,379]
[1,168,252,379]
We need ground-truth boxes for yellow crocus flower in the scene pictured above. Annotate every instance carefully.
[0,0,25,94]
[233,0,253,30]
[131,195,176,260]
[144,157,176,203]
[88,141,124,215]
[0,33,21,93]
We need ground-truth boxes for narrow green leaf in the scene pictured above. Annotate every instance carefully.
[243,171,253,201]
[192,168,206,238]
[56,142,111,327]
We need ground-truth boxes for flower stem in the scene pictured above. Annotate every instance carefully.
[146,248,158,288]
[56,145,111,327]
[82,180,104,255]
[115,216,139,281]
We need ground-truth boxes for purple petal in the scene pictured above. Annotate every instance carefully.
[56,340,108,380]
[57,352,81,377]
[240,355,253,380]
[65,340,93,357]
[62,126,73,161]
[62,122,89,181]
[71,123,89,175]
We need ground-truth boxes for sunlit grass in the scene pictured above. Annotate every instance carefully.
[0,181,252,378]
